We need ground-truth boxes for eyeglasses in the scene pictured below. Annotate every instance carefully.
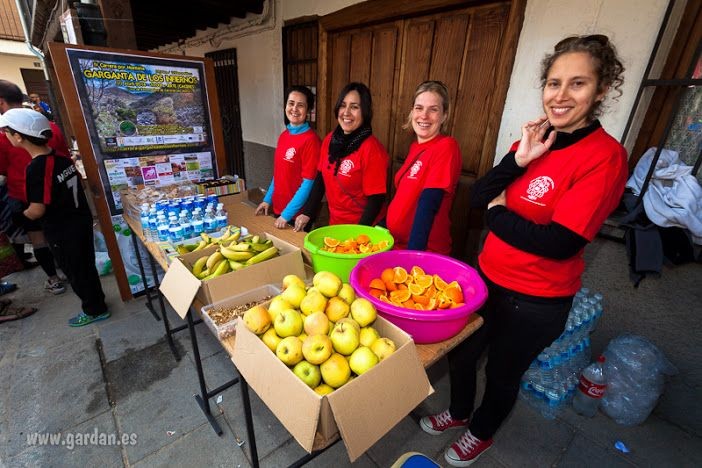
[554,34,609,51]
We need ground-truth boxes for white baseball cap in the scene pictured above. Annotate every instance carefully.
[0,108,51,139]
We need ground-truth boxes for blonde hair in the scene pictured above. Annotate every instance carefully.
[402,80,451,133]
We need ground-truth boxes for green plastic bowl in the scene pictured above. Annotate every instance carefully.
[304,224,394,282]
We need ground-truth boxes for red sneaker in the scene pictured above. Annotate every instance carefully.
[445,430,493,467]
[419,410,469,435]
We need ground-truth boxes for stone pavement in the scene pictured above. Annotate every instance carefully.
[1,238,701,467]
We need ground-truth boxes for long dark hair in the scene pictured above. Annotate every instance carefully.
[333,82,373,127]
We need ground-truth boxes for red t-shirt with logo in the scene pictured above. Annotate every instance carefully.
[271,129,321,216]
[0,121,70,202]
[319,133,389,225]
[479,127,627,296]
[386,134,461,254]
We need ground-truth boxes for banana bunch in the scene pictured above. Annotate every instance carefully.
[176,225,243,255]
[189,234,280,279]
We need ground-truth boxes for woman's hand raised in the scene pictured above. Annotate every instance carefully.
[514,116,556,168]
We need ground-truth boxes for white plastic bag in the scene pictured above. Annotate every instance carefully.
[601,334,677,425]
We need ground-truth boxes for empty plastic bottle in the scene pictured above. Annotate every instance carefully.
[573,355,606,417]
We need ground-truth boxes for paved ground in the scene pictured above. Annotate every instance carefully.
[0,237,701,467]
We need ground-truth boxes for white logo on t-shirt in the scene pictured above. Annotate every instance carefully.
[284,147,296,161]
[526,176,554,200]
[339,159,354,176]
[408,160,423,179]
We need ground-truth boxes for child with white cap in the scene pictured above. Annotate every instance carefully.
[0,108,109,326]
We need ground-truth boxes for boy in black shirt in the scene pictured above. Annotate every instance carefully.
[0,108,108,326]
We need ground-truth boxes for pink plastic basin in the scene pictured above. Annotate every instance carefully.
[350,250,488,344]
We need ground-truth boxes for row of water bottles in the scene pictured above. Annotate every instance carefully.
[519,288,604,419]
[139,198,228,243]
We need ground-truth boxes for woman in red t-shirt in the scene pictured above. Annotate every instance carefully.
[384,81,461,254]
[419,36,628,466]
[294,83,389,231]
[255,86,321,229]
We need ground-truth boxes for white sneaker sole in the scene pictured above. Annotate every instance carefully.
[419,417,468,436]
[444,446,489,467]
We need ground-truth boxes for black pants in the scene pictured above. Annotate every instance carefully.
[46,221,107,317]
[448,275,571,440]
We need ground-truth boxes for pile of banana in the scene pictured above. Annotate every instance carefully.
[175,225,243,255]
[190,234,280,280]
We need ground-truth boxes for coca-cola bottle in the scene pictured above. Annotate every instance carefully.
[573,355,606,417]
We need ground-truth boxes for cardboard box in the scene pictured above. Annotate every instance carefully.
[201,284,281,340]
[231,315,434,462]
[159,233,305,318]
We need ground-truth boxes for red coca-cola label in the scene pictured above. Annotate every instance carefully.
[579,376,606,398]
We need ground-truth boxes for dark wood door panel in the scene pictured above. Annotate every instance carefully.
[328,33,351,130]
[349,31,372,84]
[369,25,400,149]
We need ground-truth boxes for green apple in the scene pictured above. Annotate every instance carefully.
[313,383,334,396]
[261,327,282,352]
[350,298,377,327]
[338,283,356,304]
[300,290,328,316]
[304,311,330,336]
[281,284,306,309]
[276,336,303,366]
[302,334,333,364]
[370,337,396,361]
[359,326,380,347]
[320,353,351,388]
[282,274,306,291]
[330,321,360,355]
[243,305,272,335]
[313,271,342,298]
[268,295,291,322]
[293,360,322,388]
[325,296,350,322]
[335,317,360,334]
[349,346,379,375]
[274,308,304,337]
[298,332,308,342]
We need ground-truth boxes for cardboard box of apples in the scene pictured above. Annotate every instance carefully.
[232,271,433,461]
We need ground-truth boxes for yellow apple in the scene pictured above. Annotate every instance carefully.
[276,336,303,366]
[370,337,396,361]
[359,326,380,347]
[320,353,351,388]
[274,308,303,337]
[243,305,271,335]
[313,271,342,298]
[304,311,330,336]
[281,284,306,309]
[350,298,377,327]
[282,274,306,291]
[261,327,282,352]
[330,320,360,355]
[313,383,334,396]
[338,283,356,304]
[268,295,291,322]
[325,296,350,322]
[349,346,379,375]
[302,334,333,364]
[300,290,328,316]
[293,360,321,388]
[335,317,360,334]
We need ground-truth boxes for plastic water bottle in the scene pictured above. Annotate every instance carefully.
[191,209,204,237]
[215,203,228,230]
[204,207,217,233]
[157,215,169,242]
[139,203,151,240]
[573,355,606,417]
[179,211,193,239]
[168,215,184,242]
[147,208,159,242]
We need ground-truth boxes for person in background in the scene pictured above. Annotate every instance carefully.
[419,35,627,466]
[383,80,461,254]
[0,108,109,327]
[0,80,67,294]
[29,93,52,119]
[255,86,321,229]
[294,82,389,232]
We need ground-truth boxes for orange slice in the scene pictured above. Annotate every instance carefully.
[381,268,395,283]
[450,302,465,308]
[384,280,397,292]
[356,234,370,244]
[410,266,425,278]
[369,278,386,291]
[369,288,384,298]
[359,244,370,253]
[414,303,426,310]
[390,289,411,303]
[379,295,391,303]
[415,274,433,290]
[324,237,340,248]
[393,267,408,284]
[408,283,424,296]
[401,299,415,308]
[433,274,448,291]
[412,293,430,305]
[444,285,464,303]
[426,297,438,310]
[377,240,389,250]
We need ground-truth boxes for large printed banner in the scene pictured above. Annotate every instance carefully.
[66,49,218,214]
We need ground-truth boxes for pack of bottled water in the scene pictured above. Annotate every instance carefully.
[519,287,603,419]
[138,195,228,243]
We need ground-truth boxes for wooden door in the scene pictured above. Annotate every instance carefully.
[319,1,521,261]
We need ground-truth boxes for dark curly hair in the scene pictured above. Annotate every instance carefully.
[540,34,625,119]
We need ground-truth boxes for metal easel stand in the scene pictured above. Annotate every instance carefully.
[129,230,240,435]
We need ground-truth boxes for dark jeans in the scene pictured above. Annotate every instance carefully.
[448,275,572,440]
[46,220,107,317]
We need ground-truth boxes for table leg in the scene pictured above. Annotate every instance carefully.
[187,307,223,435]
[238,373,259,468]
[148,253,180,361]
[130,230,160,322]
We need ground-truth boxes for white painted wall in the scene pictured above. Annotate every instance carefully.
[0,39,41,94]
[494,0,669,162]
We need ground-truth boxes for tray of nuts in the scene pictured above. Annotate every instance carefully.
[201,284,280,339]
